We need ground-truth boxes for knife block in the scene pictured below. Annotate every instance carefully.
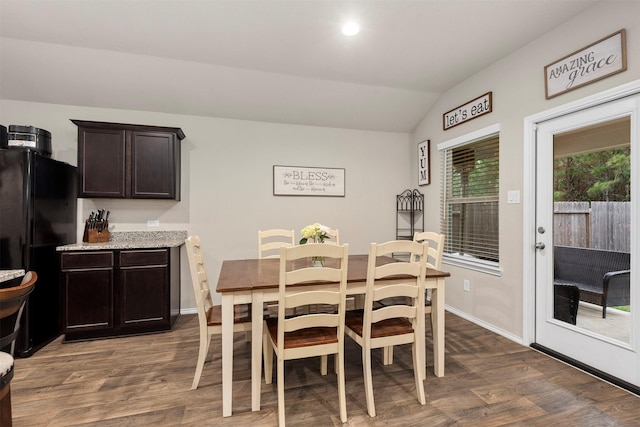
[83,220,110,243]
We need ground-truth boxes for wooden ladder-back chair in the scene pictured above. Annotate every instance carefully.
[345,241,427,417]
[324,228,340,245]
[384,231,445,372]
[258,229,295,259]
[412,231,445,326]
[185,236,251,390]
[411,231,445,270]
[263,243,349,426]
[258,229,296,316]
[413,231,445,343]
[1,271,37,427]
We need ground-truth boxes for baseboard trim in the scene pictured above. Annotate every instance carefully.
[444,305,524,345]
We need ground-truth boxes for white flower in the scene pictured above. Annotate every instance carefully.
[299,223,331,244]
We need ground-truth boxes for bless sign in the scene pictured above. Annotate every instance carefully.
[443,92,492,130]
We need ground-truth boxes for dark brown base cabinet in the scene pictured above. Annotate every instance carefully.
[61,247,180,342]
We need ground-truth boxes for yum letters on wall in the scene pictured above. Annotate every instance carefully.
[418,140,430,186]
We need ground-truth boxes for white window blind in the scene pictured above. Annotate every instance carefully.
[440,133,499,265]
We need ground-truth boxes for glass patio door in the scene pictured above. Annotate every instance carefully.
[534,95,639,386]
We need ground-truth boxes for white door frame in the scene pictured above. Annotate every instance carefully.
[523,79,640,345]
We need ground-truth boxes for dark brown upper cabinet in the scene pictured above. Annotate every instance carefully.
[72,120,185,200]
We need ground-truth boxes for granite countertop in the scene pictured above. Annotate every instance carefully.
[56,230,188,251]
[0,269,25,283]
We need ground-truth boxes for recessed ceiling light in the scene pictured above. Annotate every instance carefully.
[342,22,360,36]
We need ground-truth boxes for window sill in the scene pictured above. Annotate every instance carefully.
[443,253,503,276]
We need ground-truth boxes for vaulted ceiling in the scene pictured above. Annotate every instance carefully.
[0,0,598,132]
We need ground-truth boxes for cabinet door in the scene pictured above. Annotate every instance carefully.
[119,250,169,328]
[130,131,177,199]
[78,127,126,198]
[63,269,114,331]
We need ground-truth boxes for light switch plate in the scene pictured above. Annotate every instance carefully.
[147,220,160,227]
[507,190,520,204]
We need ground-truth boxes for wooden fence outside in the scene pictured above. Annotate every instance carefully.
[554,201,631,252]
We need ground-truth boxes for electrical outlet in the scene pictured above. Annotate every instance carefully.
[463,279,470,292]
[147,220,160,227]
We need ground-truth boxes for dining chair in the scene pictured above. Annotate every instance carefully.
[345,240,427,417]
[325,228,340,245]
[258,229,295,259]
[1,271,37,427]
[384,231,445,370]
[185,236,251,390]
[413,231,445,336]
[411,231,445,269]
[263,243,349,426]
[258,229,296,316]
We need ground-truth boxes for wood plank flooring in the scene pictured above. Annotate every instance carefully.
[10,312,640,426]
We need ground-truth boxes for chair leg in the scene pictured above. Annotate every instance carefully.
[362,347,376,417]
[0,384,12,427]
[320,355,328,376]
[337,349,347,423]
[423,312,433,380]
[264,326,273,384]
[412,342,426,405]
[422,342,428,381]
[191,332,211,390]
[383,346,394,365]
[277,357,286,427]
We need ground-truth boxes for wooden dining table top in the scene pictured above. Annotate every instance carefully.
[216,254,450,293]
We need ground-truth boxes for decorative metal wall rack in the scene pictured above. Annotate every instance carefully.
[396,189,424,240]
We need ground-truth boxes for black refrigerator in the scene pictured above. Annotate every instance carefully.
[0,149,77,357]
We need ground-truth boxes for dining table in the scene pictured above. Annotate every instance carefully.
[215,253,450,417]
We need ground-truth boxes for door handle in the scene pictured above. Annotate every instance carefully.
[535,242,546,250]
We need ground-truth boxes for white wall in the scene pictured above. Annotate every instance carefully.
[412,0,640,340]
[1,100,411,309]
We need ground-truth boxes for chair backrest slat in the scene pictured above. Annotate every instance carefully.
[258,229,295,259]
[285,313,340,332]
[373,283,419,301]
[371,304,416,324]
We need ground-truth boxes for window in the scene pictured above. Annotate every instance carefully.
[439,124,500,274]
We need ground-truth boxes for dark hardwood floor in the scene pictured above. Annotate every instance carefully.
[10,312,640,426]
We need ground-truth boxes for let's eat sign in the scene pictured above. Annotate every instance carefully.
[443,92,492,130]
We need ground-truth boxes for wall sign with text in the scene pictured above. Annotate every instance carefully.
[544,29,626,99]
[273,165,345,196]
[418,140,430,186]
[443,92,492,130]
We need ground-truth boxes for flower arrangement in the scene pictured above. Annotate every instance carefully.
[300,223,331,244]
